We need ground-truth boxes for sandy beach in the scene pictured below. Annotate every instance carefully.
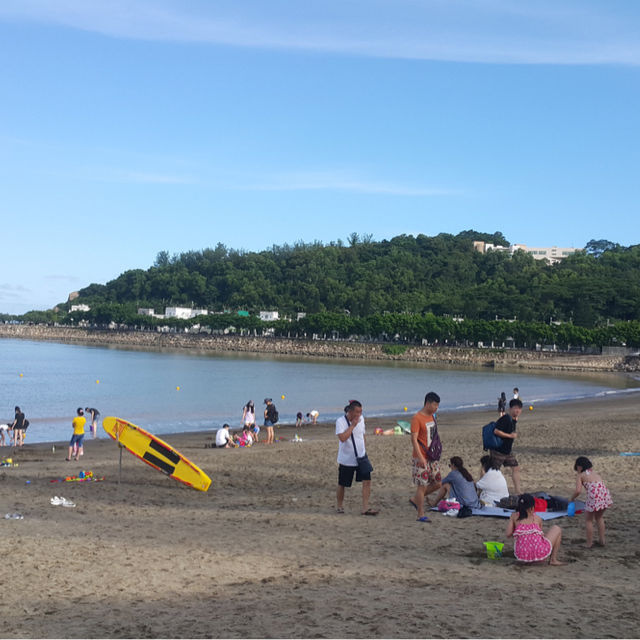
[1,392,639,639]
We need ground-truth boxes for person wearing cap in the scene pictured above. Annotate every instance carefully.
[67,408,86,461]
[263,398,278,445]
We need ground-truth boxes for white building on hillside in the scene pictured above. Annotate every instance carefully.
[510,244,580,264]
[70,304,90,312]
[165,307,208,319]
[473,241,580,264]
[259,311,279,322]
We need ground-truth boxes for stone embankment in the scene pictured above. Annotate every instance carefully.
[1,324,638,372]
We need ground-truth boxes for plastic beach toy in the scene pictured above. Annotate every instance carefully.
[483,541,504,559]
[567,501,576,517]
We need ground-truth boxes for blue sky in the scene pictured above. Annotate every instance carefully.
[1,0,639,314]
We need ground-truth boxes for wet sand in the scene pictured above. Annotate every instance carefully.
[1,393,639,638]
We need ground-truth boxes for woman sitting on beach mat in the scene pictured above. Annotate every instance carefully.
[506,494,565,566]
[433,456,481,509]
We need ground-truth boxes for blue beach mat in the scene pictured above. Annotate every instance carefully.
[432,500,586,520]
[619,452,640,456]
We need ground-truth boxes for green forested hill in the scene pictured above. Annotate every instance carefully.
[73,232,640,327]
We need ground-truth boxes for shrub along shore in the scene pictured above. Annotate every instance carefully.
[1,324,638,372]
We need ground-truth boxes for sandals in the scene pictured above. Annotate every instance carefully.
[361,509,379,516]
[417,516,430,522]
[336,507,345,514]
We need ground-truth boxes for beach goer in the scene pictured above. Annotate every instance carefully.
[498,392,507,416]
[84,407,100,438]
[0,423,10,446]
[513,387,520,400]
[236,425,253,447]
[67,407,86,462]
[242,401,259,442]
[433,456,481,509]
[409,391,442,522]
[296,412,304,428]
[215,424,233,448]
[506,493,565,565]
[309,409,319,424]
[569,456,613,547]
[488,398,523,495]
[263,398,278,445]
[335,399,378,516]
[476,455,509,506]
[10,406,27,447]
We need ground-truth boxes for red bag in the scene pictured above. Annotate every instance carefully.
[534,497,547,512]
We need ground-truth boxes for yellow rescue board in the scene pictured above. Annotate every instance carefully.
[102,416,211,492]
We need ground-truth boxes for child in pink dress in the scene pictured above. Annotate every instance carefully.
[570,456,613,548]
[506,494,565,565]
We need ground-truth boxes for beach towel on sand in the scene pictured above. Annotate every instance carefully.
[431,500,586,520]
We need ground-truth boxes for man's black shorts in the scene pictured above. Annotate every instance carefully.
[338,464,371,487]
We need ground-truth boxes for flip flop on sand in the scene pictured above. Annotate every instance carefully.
[361,509,379,516]
[417,516,430,522]
[336,507,345,514]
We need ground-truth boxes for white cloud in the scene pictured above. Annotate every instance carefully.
[1,0,639,65]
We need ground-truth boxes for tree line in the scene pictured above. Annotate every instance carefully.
[3,232,640,348]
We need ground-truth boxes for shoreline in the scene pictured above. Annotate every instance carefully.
[13,390,639,449]
[2,323,640,372]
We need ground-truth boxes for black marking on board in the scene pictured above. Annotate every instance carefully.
[148,438,181,464]
[143,451,176,475]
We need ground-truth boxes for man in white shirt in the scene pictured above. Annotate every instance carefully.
[335,400,378,516]
[215,424,233,448]
[476,455,509,505]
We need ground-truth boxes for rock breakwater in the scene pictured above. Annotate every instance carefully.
[1,324,637,373]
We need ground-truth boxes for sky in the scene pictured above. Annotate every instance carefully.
[1,0,639,314]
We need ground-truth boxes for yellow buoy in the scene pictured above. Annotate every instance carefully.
[404,407,408,411]
[281,395,285,399]
[19,373,23,377]
[96,380,100,384]
[529,405,533,411]
[176,386,181,391]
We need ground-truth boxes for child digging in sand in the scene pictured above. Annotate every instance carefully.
[570,456,613,548]
[506,494,565,566]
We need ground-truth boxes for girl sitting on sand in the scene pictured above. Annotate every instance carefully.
[506,494,565,566]
[570,456,613,548]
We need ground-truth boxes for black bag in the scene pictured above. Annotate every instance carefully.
[419,417,442,461]
[457,505,472,518]
[350,433,373,475]
[267,405,279,424]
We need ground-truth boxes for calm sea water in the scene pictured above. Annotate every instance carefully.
[1,338,638,444]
